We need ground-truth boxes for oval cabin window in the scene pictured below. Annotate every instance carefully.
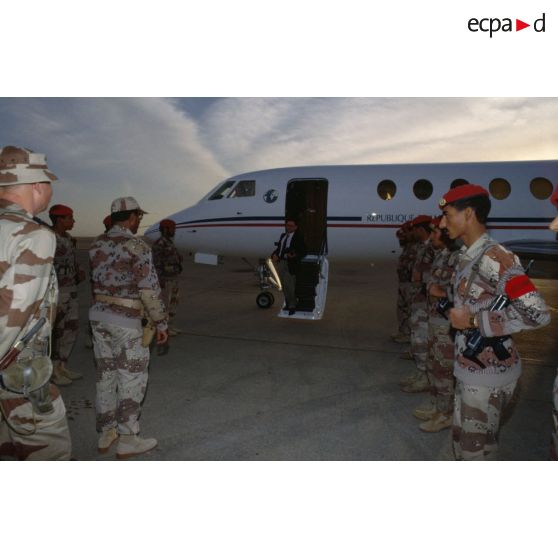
[413,179,433,200]
[450,178,469,189]
[377,179,396,201]
[529,177,553,200]
[489,178,511,200]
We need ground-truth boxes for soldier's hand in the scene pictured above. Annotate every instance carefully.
[429,284,446,298]
[449,306,472,330]
[156,328,169,345]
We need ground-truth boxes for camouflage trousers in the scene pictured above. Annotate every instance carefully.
[426,317,455,414]
[410,299,428,372]
[551,368,558,459]
[91,321,150,436]
[0,384,72,460]
[162,277,180,323]
[51,288,79,364]
[452,379,517,460]
[396,282,412,336]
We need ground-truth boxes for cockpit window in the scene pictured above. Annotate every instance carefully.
[228,180,255,198]
[208,180,236,200]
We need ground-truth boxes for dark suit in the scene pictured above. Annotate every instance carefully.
[272,231,306,310]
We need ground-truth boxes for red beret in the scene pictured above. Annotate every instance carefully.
[551,184,558,208]
[430,215,442,228]
[49,204,73,217]
[439,184,489,208]
[160,219,176,229]
[103,215,112,227]
[411,215,432,227]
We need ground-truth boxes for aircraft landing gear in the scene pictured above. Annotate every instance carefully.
[256,291,275,309]
[254,258,281,309]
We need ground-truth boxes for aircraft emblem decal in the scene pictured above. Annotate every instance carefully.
[264,189,279,203]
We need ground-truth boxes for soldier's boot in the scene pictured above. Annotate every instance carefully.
[391,333,410,344]
[399,350,414,361]
[51,361,72,386]
[401,371,430,393]
[98,428,119,454]
[398,371,420,387]
[60,362,83,380]
[116,435,157,459]
[412,401,437,420]
[419,412,452,433]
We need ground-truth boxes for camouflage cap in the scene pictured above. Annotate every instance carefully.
[0,145,58,187]
[110,196,148,214]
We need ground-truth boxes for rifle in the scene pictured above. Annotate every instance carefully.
[0,317,46,372]
[463,259,534,368]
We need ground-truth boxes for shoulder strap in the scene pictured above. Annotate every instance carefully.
[462,240,498,299]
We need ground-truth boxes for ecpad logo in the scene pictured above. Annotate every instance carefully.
[468,12,546,37]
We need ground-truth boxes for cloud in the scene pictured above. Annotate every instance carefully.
[0,98,227,235]
[1,97,557,234]
[198,98,558,170]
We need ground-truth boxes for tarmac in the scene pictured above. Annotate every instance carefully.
[63,243,558,460]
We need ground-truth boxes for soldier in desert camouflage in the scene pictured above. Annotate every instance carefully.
[89,196,168,459]
[440,184,551,460]
[0,145,72,460]
[400,215,435,394]
[152,219,184,336]
[392,221,414,344]
[413,216,459,433]
[48,203,85,385]
[549,184,558,460]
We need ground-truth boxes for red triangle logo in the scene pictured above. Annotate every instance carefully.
[516,19,530,31]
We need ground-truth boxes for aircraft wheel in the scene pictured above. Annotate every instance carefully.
[256,291,274,309]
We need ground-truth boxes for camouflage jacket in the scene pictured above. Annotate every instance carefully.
[452,233,551,387]
[396,242,414,283]
[426,247,460,319]
[0,201,58,376]
[53,231,81,291]
[411,240,435,304]
[89,225,167,331]
[152,236,183,278]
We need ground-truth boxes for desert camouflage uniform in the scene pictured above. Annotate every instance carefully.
[0,201,72,460]
[451,233,550,460]
[152,235,183,325]
[396,242,415,337]
[89,225,167,436]
[426,248,460,414]
[409,240,435,373]
[552,370,558,459]
[51,230,81,366]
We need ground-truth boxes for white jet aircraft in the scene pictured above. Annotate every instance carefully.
[145,160,558,320]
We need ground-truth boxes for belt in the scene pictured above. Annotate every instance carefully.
[94,294,142,310]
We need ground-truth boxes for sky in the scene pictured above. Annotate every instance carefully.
[2,97,558,236]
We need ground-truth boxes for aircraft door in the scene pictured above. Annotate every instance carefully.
[285,179,328,255]
[280,179,329,319]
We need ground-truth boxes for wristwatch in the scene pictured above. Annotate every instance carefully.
[469,314,479,328]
